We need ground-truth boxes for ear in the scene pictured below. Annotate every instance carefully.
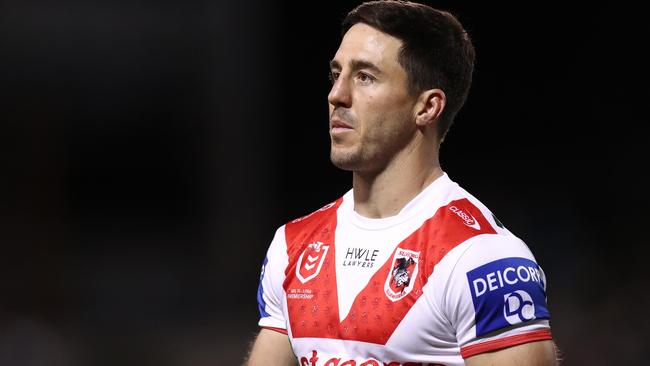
[414,88,446,127]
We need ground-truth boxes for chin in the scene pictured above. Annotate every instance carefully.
[330,149,360,171]
[331,145,380,172]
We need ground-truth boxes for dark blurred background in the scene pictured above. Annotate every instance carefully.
[1,1,648,365]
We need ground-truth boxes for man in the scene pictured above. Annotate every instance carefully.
[247,1,557,365]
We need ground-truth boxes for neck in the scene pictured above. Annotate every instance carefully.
[352,136,443,219]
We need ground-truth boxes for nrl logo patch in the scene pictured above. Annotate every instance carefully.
[296,241,330,284]
[384,248,420,301]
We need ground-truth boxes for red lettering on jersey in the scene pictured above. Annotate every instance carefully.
[299,350,446,366]
[284,198,496,345]
[300,350,444,366]
[300,350,319,366]
[360,361,380,366]
[324,357,342,366]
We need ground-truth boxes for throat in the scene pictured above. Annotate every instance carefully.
[352,165,443,219]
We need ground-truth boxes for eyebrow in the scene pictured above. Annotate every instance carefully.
[329,59,382,75]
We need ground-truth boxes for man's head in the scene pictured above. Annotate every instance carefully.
[328,1,475,172]
[342,0,476,142]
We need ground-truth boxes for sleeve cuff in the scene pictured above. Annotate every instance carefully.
[460,329,552,358]
[261,326,288,335]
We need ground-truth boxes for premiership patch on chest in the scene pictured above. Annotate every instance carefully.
[296,241,330,284]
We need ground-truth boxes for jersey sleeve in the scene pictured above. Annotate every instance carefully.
[257,226,289,332]
[441,234,553,358]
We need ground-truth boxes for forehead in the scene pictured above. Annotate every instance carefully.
[333,23,404,72]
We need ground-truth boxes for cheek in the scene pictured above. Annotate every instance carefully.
[366,95,409,123]
[355,89,412,138]
[366,89,410,116]
[374,108,413,144]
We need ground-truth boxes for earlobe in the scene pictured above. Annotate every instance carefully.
[415,89,446,127]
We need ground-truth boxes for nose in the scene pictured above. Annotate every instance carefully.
[327,76,352,108]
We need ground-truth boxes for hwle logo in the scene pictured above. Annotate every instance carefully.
[449,205,480,230]
[342,247,379,268]
[466,257,550,336]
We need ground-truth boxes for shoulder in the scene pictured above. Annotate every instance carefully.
[286,197,344,227]
[424,179,550,320]
[442,233,545,307]
[282,195,346,256]
[434,232,551,336]
[427,226,539,307]
[433,179,544,291]
[442,178,511,236]
[418,174,512,243]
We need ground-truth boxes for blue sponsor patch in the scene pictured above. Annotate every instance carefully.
[257,256,270,318]
[466,257,550,337]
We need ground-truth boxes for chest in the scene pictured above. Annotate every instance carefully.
[282,221,436,345]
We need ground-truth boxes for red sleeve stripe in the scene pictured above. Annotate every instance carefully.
[460,329,553,358]
[261,326,288,335]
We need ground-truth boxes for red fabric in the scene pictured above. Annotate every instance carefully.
[262,326,288,335]
[460,329,553,358]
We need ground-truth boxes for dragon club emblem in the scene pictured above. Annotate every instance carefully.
[384,248,420,301]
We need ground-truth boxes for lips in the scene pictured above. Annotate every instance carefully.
[330,118,353,130]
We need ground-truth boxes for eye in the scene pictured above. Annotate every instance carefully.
[357,72,375,84]
[329,71,340,84]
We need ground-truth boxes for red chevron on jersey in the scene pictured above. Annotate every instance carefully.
[283,199,343,339]
[284,198,496,344]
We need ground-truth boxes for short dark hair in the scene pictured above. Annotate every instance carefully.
[342,0,475,142]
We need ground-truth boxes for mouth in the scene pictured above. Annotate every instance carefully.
[330,118,353,133]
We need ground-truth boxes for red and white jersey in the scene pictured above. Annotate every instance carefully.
[257,173,552,366]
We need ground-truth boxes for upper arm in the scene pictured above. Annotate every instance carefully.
[464,339,558,366]
[246,328,296,366]
[257,227,288,330]
[437,235,553,358]
[249,228,293,365]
